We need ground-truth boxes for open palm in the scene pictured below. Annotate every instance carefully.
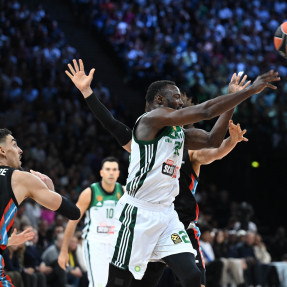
[228,73,251,94]
[65,59,95,93]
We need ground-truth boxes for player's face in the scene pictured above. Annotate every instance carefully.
[100,161,120,186]
[0,135,23,168]
[164,85,183,110]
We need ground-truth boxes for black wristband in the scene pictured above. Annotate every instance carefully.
[56,196,80,220]
[85,93,132,146]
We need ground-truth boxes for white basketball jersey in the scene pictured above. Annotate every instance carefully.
[82,182,123,243]
[126,114,185,206]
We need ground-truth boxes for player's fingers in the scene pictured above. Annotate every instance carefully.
[230,73,236,83]
[266,83,278,90]
[73,59,79,72]
[24,227,33,233]
[239,75,247,85]
[235,74,240,84]
[12,228,17,235]
[65,70,73,80]
[68,64,76,75]
[242,80,251,89]
[88,68,95,78]
[79,59,84,71]
[242,137,248,141]
[270,76,281,82]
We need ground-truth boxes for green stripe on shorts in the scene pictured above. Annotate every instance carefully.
[112,203,138,269]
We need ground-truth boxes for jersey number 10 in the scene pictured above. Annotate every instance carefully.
[106,208,114,219]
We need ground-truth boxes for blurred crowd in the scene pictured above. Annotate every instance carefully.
[1,0,287,286]
[76,0,287,150]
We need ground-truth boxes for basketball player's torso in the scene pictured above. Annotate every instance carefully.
[126,114,185,206]
[0,166,18,252]
[174,150,199,228]
[82,182,123,242]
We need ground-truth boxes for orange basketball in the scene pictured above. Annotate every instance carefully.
[274,21,287,59]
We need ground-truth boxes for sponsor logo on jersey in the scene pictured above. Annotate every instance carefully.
[97,195,103,202]
[171,233,182,244]
[97,223,115,234]
[117,192,121,200]
[162,160,179,178]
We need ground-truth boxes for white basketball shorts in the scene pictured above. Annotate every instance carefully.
[110,193,197,279]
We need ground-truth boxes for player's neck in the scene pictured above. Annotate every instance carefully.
[0,159,8,167]
[101,181,115,193]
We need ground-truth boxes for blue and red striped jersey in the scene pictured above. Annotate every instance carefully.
[174,149,199,229]
[0,166,18,253]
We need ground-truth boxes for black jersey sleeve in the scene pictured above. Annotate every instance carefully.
[85,93,132,146]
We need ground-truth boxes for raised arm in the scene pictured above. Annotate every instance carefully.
[11,170,80,220]
[65,59,132,152]
[140,70,279,129]
[58,187,91,270]
[184,73,250,149]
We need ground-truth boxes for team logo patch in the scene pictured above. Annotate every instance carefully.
[134,266,141,272]
[171,233,182,244]
[117,192,121,200]
[97,195,103,201]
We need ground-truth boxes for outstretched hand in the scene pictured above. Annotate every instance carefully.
[228,72,251,94]
[251,70,280,94]
[65,59,95,98]
[229,120,248,143]
[8,228,35,246]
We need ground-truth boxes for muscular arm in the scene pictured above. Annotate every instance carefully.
[139,70,279,137]
[58,187,91,270]
[12,170,63,209]
[183,107,234,150]
[11,170,80,220]
[85,93,132,151]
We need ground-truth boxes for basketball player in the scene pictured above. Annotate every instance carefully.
[65,60,248,287]
[65,59,279,287]
[0,128,80,286]
[58,157,124,287]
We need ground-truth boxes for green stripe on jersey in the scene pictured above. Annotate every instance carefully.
[128,141,158,196]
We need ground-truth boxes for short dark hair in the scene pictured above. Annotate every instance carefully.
[0,129,12,144]
[101,156,119,169]
[145,80,176,104]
